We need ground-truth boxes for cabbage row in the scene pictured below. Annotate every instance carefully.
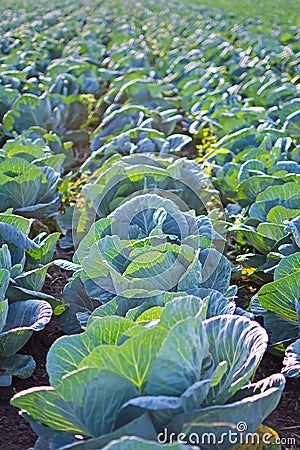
[0,0,299,448]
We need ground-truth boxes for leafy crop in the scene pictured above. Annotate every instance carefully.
[59,192,232,333]
[0,157,62,219]
[11,298,285,449]
[0,0,298,447]
[252,252,300,377]
[0,211,60,301]
[0,293,52,386]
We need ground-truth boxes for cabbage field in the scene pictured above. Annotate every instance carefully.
[0,0,299,449]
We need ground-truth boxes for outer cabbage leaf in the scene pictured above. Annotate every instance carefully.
[11,368,139,437]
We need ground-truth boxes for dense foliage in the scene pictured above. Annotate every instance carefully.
[0,0,299,448]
